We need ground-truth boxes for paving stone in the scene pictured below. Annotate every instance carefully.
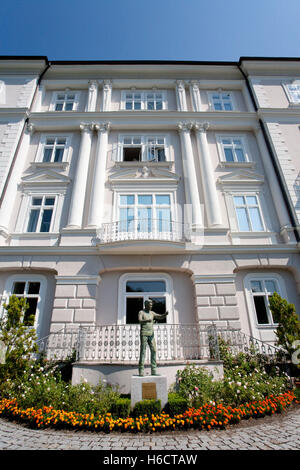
[0,407,299,450]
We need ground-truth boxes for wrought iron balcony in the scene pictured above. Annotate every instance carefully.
[97,219,191,244]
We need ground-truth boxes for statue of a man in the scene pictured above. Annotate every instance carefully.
[138,299,168,376]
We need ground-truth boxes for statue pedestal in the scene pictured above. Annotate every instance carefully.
[131,375,168,410]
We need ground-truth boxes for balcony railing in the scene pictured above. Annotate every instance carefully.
[37,323,288,365]
[97,219,191,244]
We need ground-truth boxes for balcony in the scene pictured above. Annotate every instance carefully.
[38,323,287,364]
[39,324,218,363]
[97,219,191,244]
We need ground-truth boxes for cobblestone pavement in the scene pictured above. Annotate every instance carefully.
[0,406,299,451]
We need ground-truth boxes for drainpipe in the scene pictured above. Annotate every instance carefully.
[0,59,51,207]
[237,62,300,243]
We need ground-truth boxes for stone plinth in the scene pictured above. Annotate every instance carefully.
[131,375,168,410]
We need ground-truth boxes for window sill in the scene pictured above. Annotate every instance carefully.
[256,324,278,329]
[31,162,69,170]
[219,162,256,169]
[114,161,173,169]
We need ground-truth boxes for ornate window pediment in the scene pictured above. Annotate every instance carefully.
[217,169,264,189]
[21,169,71,187]
[108,165,179,189]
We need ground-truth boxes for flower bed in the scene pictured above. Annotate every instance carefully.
[0,391,297,433]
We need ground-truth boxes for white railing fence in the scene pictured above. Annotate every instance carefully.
[96,219,191,244]
[37,323,288,365]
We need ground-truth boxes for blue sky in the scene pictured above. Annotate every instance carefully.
[0,0,299,61]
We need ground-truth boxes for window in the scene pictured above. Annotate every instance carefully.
[209,91,234,111]
[249,278,279,326]
[125,279,167,324]
[2,275,47,337]
[118,273,172,325]
[119,135,167,162]
[118,193,172,234]
[124,92,142,110]
[284,83,300,104]
[145,92,164,110]
[27,196,56,233]
[51,91,78,111]
[233,195,264,232]
[11,280,41,326]
[219,137,247,163]
[42,137,67,163]
[146,137,166,161]
[122,91,166,111]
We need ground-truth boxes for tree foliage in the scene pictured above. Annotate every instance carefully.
[0,295,38,379]
[269,292,300,359]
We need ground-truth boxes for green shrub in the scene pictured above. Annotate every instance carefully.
[132,399,161,417]
[1,361,120,415]
[269,292,300,360]
[0,295,38,381]
[110,398,131,418]
[294,387,300,401]
[164,393,188,415]
[176,364,217,407]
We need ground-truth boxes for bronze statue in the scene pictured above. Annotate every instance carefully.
[138,299,168,376]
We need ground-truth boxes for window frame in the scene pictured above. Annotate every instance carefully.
[50,91,80,111]
[1,274,47,338]
[283,82,300,105]
[216,134,250,164]
[25,195,57,234]
[208,90,235,111]
[116,133,170,163]
[244,273,287,339]
[121,90,167,111]
[233,193,265,232]
[117,272,174,325]
[36,134,72,164]
[117,192,173,234]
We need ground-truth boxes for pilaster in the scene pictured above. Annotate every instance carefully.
[190,81,201,112]
[177,122,203,228]
[85,80,98,112]
[88,122,111,228]
[194,122,222,227]
[102,80,112,111]
[67,123,94,229]
[175,80,187,112]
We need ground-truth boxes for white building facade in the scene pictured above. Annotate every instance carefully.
[0,57,300,390]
